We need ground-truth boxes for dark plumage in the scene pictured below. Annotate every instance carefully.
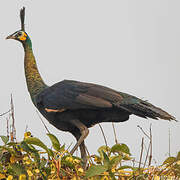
[6,8,175,163]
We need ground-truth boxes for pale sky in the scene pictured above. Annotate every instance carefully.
[1,0,180,165]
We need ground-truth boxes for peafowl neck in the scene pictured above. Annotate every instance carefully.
[23,38,47,105]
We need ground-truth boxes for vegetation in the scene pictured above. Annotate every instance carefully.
[0,132,180,180]
[0,99,179,179]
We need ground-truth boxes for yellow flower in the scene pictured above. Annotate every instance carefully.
[103,172,109,175]
[10,155,16,163]
[65,156,73,163]
[35,169,40,173]
[118,169,123,173]
[101,176,109,180]
[77,167,84,173]
[7,175,13,180]
[73,159,80,164]
[25,159,31,165]
[24,131,31,138]
[19,174,26,180]
[123,153,132,160]
[51,169,56,174]
[3,169,7,173]
[27,170,33,176]
[177,160,180,165]
[154,176,160,180]
[42,171,47,176]
[94,156,101,163]
[0,173,6,179]
[111,168,116,173]
[71,177,80,180]
[23,156,29,161]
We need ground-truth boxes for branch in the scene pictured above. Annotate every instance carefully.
[36,111,51,134]
[0,109,11,116]
[10,94,16,142]
[148,124,152,166]
[112,123,118,144]
[137,125,150,139]
[98,124,108,147]
[139,137,144,170]
[168,128,171,157]
[143,143,150,168]
[20,7,25,31]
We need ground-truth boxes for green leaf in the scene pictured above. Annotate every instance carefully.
[85,165,108,178]
[102,151,110,167]
[20,141,40,166]
[176,151,180,160]
[111,143,131,155]
[136,174,147,180]
[24,137,51,156]
[20,141,32,152]
[7,142,17,146]
[48,148,54,157]
[118,165,134,170]
[59,144,65,152]
[11,163,26,176]
[163,156,176,165]
[47,133,60,151]
[0,136,9,144]
[0,165,3,171]
[109,155,123,168]
[98,146,110,158]
[98,145,110,153]
[24,137,47,151]
[40,158,47,168]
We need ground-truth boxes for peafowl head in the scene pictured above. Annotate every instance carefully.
[6,30,28,42]
[6,7,30,46]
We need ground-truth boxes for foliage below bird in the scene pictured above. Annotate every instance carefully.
[6,8,175,163]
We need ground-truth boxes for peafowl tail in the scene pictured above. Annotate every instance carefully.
[116,93,176,121]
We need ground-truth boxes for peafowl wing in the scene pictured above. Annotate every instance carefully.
[35,80,175,121]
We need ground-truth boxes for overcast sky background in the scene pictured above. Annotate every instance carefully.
[1,0,180,165]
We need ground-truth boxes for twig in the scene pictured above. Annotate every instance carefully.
[85,146,93,165]
[6,118,9,138]
[10,94,16,142]
[168,128,171,157]
[67,142,73,151]
[124,158,145,166]
[25,125,28,132]
[112,123,118,144]
[143,142,150,168]
[148,124,152,166]
[139,137,144,170]
[36,111,51,134]
[98,124,108,147]
[137,125,150,139]
[0,110,11,117]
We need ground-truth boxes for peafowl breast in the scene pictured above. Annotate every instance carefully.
[6,8,175,163]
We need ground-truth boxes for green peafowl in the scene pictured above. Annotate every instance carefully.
[6,7,175,163]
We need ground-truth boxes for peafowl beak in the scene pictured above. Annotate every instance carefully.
[6,34,16,40]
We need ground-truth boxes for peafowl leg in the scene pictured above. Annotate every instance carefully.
[70,119,89,163]
[79,141,87,164]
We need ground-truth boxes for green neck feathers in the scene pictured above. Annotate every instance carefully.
[23,37,47,104]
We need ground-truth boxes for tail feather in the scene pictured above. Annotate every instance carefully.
[117,95,176,121]
[138,101,176,121]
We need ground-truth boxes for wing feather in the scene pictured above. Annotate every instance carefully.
[35,80,121,110]
[76,94,112,108]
